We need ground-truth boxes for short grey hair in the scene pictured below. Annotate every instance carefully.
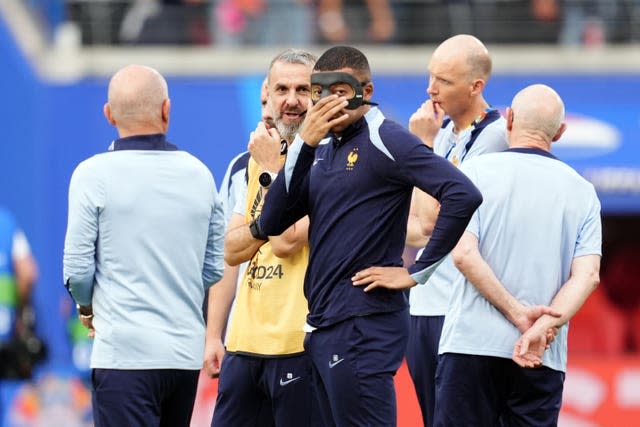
[268,49,317,81]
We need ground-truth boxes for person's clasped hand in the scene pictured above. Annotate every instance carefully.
[248,121,282,172]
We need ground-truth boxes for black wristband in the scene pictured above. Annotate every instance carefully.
[249,216,268,241]
[76,304,93,317]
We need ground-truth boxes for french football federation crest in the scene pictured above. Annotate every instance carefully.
[346,148,359,170]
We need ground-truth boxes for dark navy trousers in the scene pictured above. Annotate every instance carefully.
[91,368,199,427]
[212,352,318,427]
[434,353,565,427]
[305,308,409,427]
[406,314,445,427]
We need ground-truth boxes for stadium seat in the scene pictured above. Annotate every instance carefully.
[568,285,627,356]
[628,305,640,353]
[601,242,640,312]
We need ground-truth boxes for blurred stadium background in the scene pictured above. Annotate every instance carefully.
[1,0,639,425]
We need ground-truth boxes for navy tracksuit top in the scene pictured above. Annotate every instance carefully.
[261,107,482,329]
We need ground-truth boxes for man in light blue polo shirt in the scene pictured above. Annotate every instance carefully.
[436,84,602,426]
[404,34,508,427]
[63,64,224,427]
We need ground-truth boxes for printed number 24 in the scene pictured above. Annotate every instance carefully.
[251,264,284,280]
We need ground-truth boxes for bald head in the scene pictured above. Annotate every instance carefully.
[510,84,565,144]
[432,34,492,82]
[105,64,169,135]
[260,76,275,127]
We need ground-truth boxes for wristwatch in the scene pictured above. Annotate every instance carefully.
[76,304,93,319]
[259,171,279,188]
[249,216,268,241]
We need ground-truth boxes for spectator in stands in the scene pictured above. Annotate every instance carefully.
[120,0,209,45]
[317,0,395,43]
[211,0,314,46]
[0,206,40,379]
[532,0,618,46]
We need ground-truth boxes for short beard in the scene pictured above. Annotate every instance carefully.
[275,119,302,143]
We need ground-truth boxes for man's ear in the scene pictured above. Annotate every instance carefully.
[104,103,116,125]
[162,99,171,124]
[506,107,514,131]
[363,82,374,100]
[552,122,567,142]
[470,79,485,96]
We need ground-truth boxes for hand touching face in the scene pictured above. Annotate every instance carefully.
[409,100,445,148]
[248,121,282,173]
[298,95,349,147]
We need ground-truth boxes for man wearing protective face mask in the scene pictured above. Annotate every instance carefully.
[258,45,483,426]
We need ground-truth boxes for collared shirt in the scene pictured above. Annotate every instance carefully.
[63,133,224,370]
[439,148,602,372]
[219,151,250,224]
[410,111,508,316]
[261,107,482,329]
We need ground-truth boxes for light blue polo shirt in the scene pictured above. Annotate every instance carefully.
[219,151,249,224]
[438,148,602,372]
[63,134,225,370]
[409,112,508,316]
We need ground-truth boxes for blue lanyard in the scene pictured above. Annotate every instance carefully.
[443,108,500,163]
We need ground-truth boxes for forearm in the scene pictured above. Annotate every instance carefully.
[408,154,482,281]
[425,188,482,263]
[405,215,429,248]
[408,210,479,283]
[65,267,95,307]
[542,255,601,327]
[63,244,96,306]
[206,263,238,341]
[406,190,437,248]
[64,167,101,307]
[224,224,265,266]
[453,244,523,325]
[270,216,309,258]
[261,137,313,236]
[203,198,225,286]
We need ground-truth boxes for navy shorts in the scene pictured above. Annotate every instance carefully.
[91,368,199,427]
[304,308,410,427]
[212,352,318,427]
[405,314,444,427]
[434,353,565,427]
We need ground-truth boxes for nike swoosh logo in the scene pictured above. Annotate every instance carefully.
[312,158,323,166]
[328,358,344,368]
[279,377,301,386]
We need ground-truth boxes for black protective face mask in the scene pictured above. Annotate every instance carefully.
[310,72,378,110]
